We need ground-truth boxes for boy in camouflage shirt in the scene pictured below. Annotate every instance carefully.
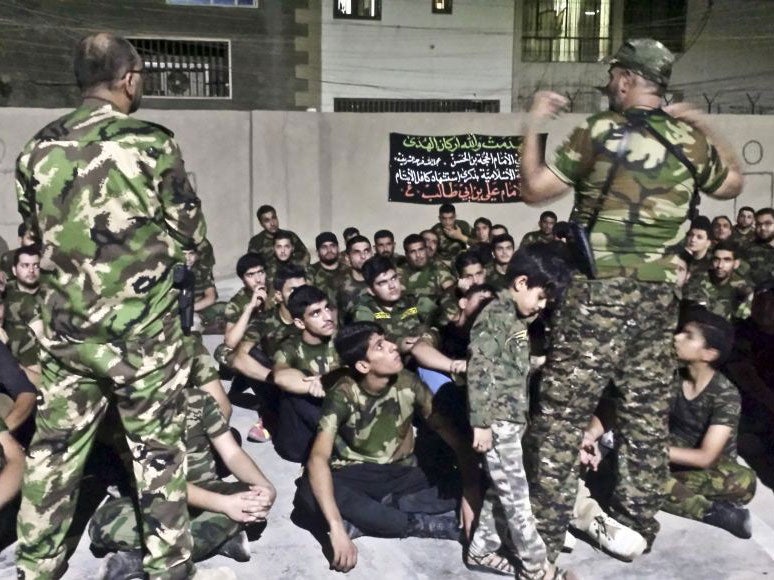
[485,233,516,291]
[296,321,477,573]
[247,204,309,267]
[466,245,572,580]
[307,232,349,301]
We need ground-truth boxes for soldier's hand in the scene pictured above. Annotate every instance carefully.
[472,427,493,453]
[329,524,358,572]
[443,224,466,241]
[529,91,569,121]
[400,336,419,353]
[250,286,267,310]
[303,375,325,398]
[249,484,277,513]
[221,491,270,523]
[450,359,467,374]
[579,431,602,471]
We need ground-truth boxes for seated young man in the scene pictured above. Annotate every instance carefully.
[307,232,349,301]
[400,234,455,305]
[89,387,277,576]
[183,242,225,334]
[486,234,516,291]
[266,229,302,285]
[335,235,372,324]
[247,204,310,267]
[271,285,343,462]
[373,229,406,268]
[665,306,756,538]
[294,322,477,572]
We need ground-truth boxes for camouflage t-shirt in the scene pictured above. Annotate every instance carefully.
[668,369,740,458]
[519,230,554,248]
[401,262,455,302]
[318,369,433,469]
[191,261,215,303]
[485,264,509,291]
[431,220,472,263]
[352,294,436,346]
[683,270,752,321]
[467,290,531,427]
[273,334,340,377]
[184,388,230,484]
[247,306,298,357]
[549,108,728,283]
[15,100,206,342]
[247,230,310,267]
[335,272,369,324]
[307,262,349,300]
[744,241,774,288]
[0,249,16,282]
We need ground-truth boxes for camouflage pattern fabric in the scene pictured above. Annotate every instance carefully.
[663,459,756,520]
[186,336,220,388]
[519,231,554,248]
[89,479,250,562]
[191,260,215,303]
[273,334,340,377]
[470,421,547,579]
[431,220,472,264]
[731,228,755,248]
[688,253,713,279]
[318,369,433,469]
[549,108,728,283]
[524,277,678,560]
[400,262,454,302]
[352,294,437,346]
[484,264,509,291]
[682,270,752,321]
[2,281,40,367]
[247,229,310,267]
[744,241,774,287]
[15,100,205,579]
[334,272,369,324]
[185,388,230,484]
[307,261,349,301]
[224,286,272,327]
[247,306,299,357]
[467,290,531,428]
[197,238,216,273]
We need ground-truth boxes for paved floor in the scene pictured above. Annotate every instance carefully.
[1,304,772,579]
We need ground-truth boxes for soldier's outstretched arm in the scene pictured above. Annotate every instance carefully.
[211,429,276,500]
[0,430,24,509]
[668,424,733,470]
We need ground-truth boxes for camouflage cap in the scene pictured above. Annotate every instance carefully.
[606,38,674,87]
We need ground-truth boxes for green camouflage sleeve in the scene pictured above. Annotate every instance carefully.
[157,138,206,249]
[292,233,311,267]
[318,387,351,436]
[273,341,295,367]
[547,117,598,185]
[694,133,728,194]
[466,301,503,428]
[202,390,230,440]
[708,374,741,429]
[15,149,39,243]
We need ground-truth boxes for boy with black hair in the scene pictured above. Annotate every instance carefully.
[266,229,301,284]
[307,232,348,300]
[335,235,372,323]
[0,223,36,284]
[401,233,455,303]
[665,306,756,537]
[431,203,472,265]
[373,229,406,267]
[684,240,752,321]
[247,204,310,266]
[454,251,487,293]
[466,245,573,579]
[733,206,756,245]
[3,245,42,381]
[486,233,516,290]
[685,216,714,276]
[296,321,477,572]
[520,211,558,247]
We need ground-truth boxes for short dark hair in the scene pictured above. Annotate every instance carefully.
[491,233,515,248]
[287,284,328,320]
[273,229,293,244]
[74,33,141,92]
[374,229,394,243]
[491,224,509,233]
[755,207,774,220]
[256,205,276,219]
[346,234,371,253]
[342,226,360,240]
[315,231,338,250]
[738,206,755,216]
[17,223,28,238]
[362,255,396,287]
[712,215,732,227]
[334,321,384,368]
[689,215,712,235]
[712,239,739,259]
[539,211,558,221]
[505,244,571,299]
[273,263,306,291]
[680,305,734,369]
[439,203,456,215]
[236,253,265,279]
[402,233,424,251]
[473,217,492,228]
[454,250,484,276]
[420,229,438,241]
[14,245,41,266]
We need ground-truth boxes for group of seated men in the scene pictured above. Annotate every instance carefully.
[0,200,772,577]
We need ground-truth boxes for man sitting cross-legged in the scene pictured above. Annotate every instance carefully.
[294,322,478,572]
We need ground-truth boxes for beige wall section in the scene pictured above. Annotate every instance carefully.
[2,108,773,280]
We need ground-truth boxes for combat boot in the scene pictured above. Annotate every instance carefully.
[702,501,752,538]
[216,530,251,562]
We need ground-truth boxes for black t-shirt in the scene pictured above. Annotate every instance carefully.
[0,341,36,398]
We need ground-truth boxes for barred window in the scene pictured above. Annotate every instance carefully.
[166,0,257,6]
[334,98,499,113]
[334,0,381,20]
[522,0,612,63]
[127,38,231,99]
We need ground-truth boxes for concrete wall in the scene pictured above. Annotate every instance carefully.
[2,108,773,280]
[320,0,515,112]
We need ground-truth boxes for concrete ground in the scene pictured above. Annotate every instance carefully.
[0,286,772,579]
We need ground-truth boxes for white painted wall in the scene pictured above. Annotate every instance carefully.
[320,0,515,112]
[2,108,772,280]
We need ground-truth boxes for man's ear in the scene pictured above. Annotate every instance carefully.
[458,297,468,311]
[292,318,305,331]
[702,347,720,366]
[511,275,528,292]
[354,359,370,375]
[274,289,282,304]
[733,259,740,270]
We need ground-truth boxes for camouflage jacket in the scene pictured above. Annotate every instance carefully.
[732,227,756,248]
[352,293,436,345]
[2,281,41,366]
[683,270,752,321]
[247,229,310,267]
[431,220,472,263]
[191,260,215,302]
[185,388,230,484]
[318,369,433,469]
[400,262,455,301]
[273,334,340,378]
[247,305,298,357]
[669,368,740,458]
[549,108,728,283]
[744,241,774,288]
[485,264,509,291]
[307,261,349,300]
[519,230,554,248]
[335,272,369,324]
[467,290,531,427]
[15,100,206,342]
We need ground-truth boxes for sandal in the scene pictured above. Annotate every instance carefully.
[464,549,515,576]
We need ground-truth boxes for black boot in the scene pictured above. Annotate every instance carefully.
[406,511,459,540]
[217,530,251,562]
[702,501,752,539]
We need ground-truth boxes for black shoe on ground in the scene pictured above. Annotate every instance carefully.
[406,510,459,540]
[217,530,251,562]
[702,501,752,539]
[98,550,144,580]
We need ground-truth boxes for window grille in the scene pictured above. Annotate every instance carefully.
[334,0,381,20]
[333,98,499,113]
[127,38,231,99]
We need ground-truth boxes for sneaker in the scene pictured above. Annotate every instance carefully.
[702,501,752,539]
[584,513,647,561]
[217,530,251,562]
[192,567,237,580]
[247,418,271,443]
[97,550,143,580]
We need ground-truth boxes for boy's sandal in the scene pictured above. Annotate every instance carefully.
[464,550,515,576]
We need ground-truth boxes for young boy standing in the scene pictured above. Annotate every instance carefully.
[665,307,756,537]
[466,245,572,579]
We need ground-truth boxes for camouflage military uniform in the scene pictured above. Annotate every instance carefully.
[401,262,454,302]
[484,264,509,291]
[247,229,310,267]
[431,220,472,265]
[524,107,729,559]
[732,227,755,248]
[191,259,225,332]
[466,292,546,576]
[744,241,774,287]
[663,371,756,520]
[89,388,248,562]
[15,100,205,579]
[274,334,340,375]
[335,272,369,324]
[519,230,554,248]
[307,261,349,301]
[683,270,752,321]
[2,280,41,368]
[352,293,437,346]
[249,305,299,358]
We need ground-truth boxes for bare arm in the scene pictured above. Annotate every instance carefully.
[211,429,276,496]
[273,367,324,397]
[669,424,732,469]
[224,288,266,349]
[3,392,36,432]
[0,431,24,509]
[194,286,217,312]
[410,340,466,374]
[230,341,271,381]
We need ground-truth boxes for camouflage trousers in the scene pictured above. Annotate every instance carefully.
[525,277,677,561]
[663,458,756,520]
[89,480,247,562]
[16,315,193,580]
[470,421,548,578]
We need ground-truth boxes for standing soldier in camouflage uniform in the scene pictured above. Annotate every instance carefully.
[745,208,774,287]
[307,232,349,300]
[247,204,310,267]
[519,211,557,248]
[431,203,473,266]
[14,33,213,580]
[520,38,743,563]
